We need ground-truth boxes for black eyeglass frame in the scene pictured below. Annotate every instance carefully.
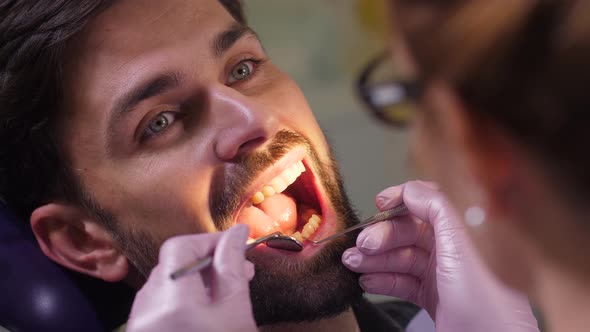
[356,51,423,127]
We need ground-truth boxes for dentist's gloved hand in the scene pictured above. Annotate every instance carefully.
[127,224,258,332]
[342,181,539,332]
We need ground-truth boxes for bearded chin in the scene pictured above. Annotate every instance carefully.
[248,230,363,326]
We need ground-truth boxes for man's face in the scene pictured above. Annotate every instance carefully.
[59,0,361,325]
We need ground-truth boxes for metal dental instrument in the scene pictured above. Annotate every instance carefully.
[252,205,409,251]
[170,204,408,279]
[307,204,409,245]
[170,231,284,280]
[265,234,303,251]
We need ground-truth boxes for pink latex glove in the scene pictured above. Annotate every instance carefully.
[127,224,258,332]
[342,181,540,331]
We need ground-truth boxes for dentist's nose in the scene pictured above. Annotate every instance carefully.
[211,87,279,161]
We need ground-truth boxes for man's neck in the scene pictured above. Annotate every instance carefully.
[535,260,590,332]
[259,308,360,332]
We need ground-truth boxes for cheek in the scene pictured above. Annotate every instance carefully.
[131,167,215,234]
[410,110,483,224]
[82,148,217,239]
[409,111,460,192]
[266,75,328,148]
[409,111,439,177]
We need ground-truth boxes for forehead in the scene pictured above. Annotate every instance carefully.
[73,0,232,56]
[62,0,235,115]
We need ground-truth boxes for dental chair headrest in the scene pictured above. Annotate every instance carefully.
[0,204,133,332]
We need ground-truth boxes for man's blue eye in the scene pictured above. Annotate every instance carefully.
[229,60,255,83]
[147,112,175,135]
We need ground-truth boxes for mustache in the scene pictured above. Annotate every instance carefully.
[209,130,312,230]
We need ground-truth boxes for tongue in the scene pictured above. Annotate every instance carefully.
[237,193,298,238]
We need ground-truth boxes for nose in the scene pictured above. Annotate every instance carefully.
[210,86,279,161]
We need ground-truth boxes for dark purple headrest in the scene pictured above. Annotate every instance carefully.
[0,205,104,332]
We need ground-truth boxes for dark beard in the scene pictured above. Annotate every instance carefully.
[76,190,160,278]
[210,130,364,325]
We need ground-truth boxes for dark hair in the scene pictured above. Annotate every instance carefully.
[0,0,245,221]
[392,0,590,202]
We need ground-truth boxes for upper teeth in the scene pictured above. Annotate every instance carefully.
[251,161,305,204]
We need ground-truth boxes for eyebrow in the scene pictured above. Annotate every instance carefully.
[106,23,260,151]
[213,23,258,58]
[107,70,184,146]
[113,71,184,122]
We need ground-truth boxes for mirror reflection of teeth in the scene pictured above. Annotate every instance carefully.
[250,161,305,204]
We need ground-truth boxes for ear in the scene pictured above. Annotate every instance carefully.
[30,203,129,282]
[429,82,521,213]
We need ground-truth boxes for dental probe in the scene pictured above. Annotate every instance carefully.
[306,204,409,245]
[170,231,283,280]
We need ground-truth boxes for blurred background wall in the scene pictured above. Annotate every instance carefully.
[245,0,413,217]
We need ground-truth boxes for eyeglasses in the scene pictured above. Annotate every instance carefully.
[356,51,422,128]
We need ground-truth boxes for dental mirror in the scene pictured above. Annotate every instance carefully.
[265,234,303,252]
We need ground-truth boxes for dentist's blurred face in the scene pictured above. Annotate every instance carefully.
[60,0,362,325]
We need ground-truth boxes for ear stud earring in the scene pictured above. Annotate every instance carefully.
[464,206,486,228]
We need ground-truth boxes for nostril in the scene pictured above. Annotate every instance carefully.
[215,131,271,161]
[237,136,266,155]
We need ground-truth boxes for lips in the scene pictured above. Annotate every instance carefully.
[235,149,327,246]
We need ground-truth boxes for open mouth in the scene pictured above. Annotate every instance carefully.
[235,151,325,245]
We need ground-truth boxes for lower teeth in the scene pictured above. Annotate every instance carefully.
[291,214,322,242]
